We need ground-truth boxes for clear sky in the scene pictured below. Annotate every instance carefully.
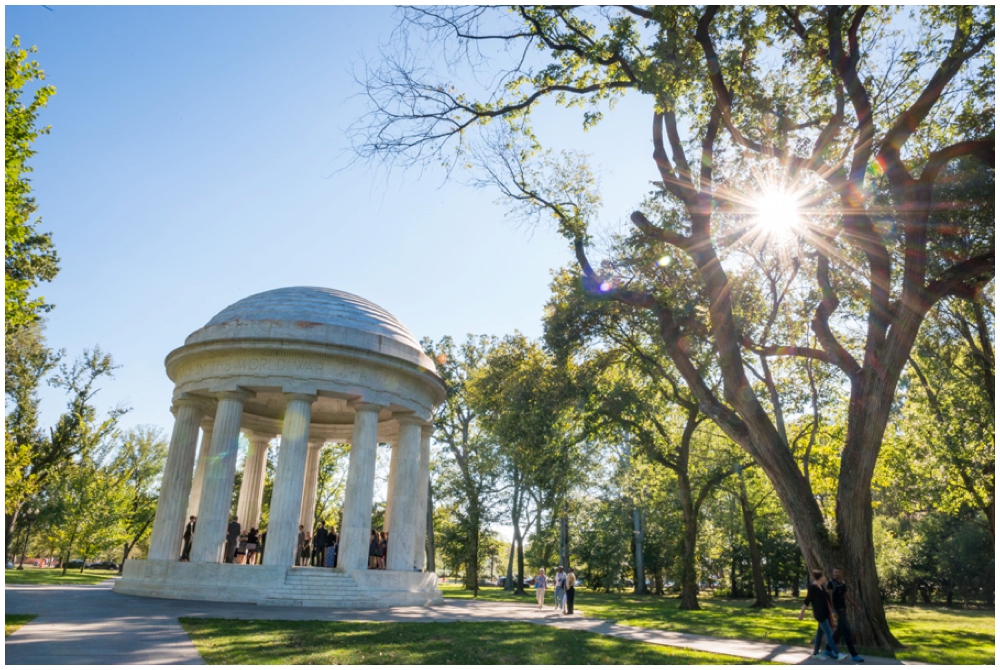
[6,6,655,437]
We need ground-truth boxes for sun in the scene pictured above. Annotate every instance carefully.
[750,187,805,239]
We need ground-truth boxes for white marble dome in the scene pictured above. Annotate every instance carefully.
[184,286,436,374]
[164,286,445,436]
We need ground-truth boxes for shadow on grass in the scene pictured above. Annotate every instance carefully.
[179,619,754,665]
[441,586,995,665]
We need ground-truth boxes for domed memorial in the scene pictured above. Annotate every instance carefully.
[115,287,446,607]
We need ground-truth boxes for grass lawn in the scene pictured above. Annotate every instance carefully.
[5,614,37,637]
[440,585,994,665]
[179,619,757,665]
[4,567,117,586]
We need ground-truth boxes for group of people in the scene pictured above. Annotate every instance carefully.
[180,515,267,564]
[799,567,865,663]
[368,530,388,569]
[533,566,577,615]
[297,521,339,567]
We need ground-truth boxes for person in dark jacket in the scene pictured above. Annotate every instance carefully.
[181,516,196,561]
[799,569,846,661]
[827,568,864,663]
[313,522,329,566]
[324,529,337,568]
[224,517,241,563]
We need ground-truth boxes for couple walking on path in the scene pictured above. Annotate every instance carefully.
[799,567,865,663]
[535,566,576,615]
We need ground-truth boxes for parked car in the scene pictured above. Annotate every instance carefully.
[65,559,85,569]
[87,561,118,570]
[496,576,534,588]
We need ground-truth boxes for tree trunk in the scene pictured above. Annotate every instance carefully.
[678,472,700,610]
[836,372,903,649]
[632,508,646,594]
[514,523,526,595]
[730,550,738,598]
[5,509,20,563]
[559,508,569,570]
[504,539,514,591]
[738,473,772,607]
[465,502,480,594]
[425,478,435,573]
[120,542,131,575]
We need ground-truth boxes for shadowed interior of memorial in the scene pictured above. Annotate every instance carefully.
[114,287,445,607]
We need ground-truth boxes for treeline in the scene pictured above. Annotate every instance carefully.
[426,278,994,611]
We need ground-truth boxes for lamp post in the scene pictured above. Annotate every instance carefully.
[16,508,40,571]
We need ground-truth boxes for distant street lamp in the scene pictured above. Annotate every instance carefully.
[16,508,40,571]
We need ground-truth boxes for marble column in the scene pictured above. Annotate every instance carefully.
[337,402,382,570]
[383,436,400,532]
[237,432,270,532]
[147,399,204,561]
[299,441,323,530]
[412,424,432,571]
[387,414,421,571]
[190,390,249,564]
[187,420,214,520]
[263,393,315,567]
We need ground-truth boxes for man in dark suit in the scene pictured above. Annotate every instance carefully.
[225,517,241,563]
[181,516,196,561]
[312,521,329,566]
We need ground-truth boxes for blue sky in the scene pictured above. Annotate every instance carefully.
[7,6,655,436]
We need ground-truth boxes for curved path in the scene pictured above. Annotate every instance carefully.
[6,578,909,665]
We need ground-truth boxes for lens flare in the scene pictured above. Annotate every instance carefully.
[751,187,804,238]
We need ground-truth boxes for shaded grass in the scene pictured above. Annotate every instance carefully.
[179,619,756,665]
[4,568,116,585]
[440,585,994,664]
[5,614,37,637]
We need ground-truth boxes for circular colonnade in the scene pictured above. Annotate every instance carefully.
[115,287,446,607]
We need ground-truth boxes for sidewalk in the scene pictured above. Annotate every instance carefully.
[6,578,913,665]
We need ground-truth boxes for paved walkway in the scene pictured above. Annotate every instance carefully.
[6,578,911,665]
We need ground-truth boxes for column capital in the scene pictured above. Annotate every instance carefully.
[349,400,384,413]
[172,395,210,416]
[284,392,317,404]
[216,388,254,402]
[245,430,274,442]
[393,411,424,426]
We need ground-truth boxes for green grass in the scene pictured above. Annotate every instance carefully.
[4,567,117,585]
[441,585,995,665]
[5,614,37,637]
[179,618,756,665]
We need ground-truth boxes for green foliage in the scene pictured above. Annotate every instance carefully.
[5,36,59,335]
[874,513,994,606]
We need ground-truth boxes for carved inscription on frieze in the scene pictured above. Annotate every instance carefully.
[177,356,324,380]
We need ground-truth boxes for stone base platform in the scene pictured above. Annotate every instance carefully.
[114,560,443,608]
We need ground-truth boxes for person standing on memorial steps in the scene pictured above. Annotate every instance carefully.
[181,516,196,561]
[225,517,241,564]
[313,521,329,566]
[799,569,848,661]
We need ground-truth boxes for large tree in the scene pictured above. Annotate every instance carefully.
[355,6,994,650]
[423,335,503,593]
[5,37,59,335]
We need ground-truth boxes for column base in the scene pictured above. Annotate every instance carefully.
[114,559,443,608]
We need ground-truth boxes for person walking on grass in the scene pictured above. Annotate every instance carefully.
[565,567,577,615]
[828,568,865,663]
[554,566,567,613]
[799,569,848,661]
[535,568,548,609]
